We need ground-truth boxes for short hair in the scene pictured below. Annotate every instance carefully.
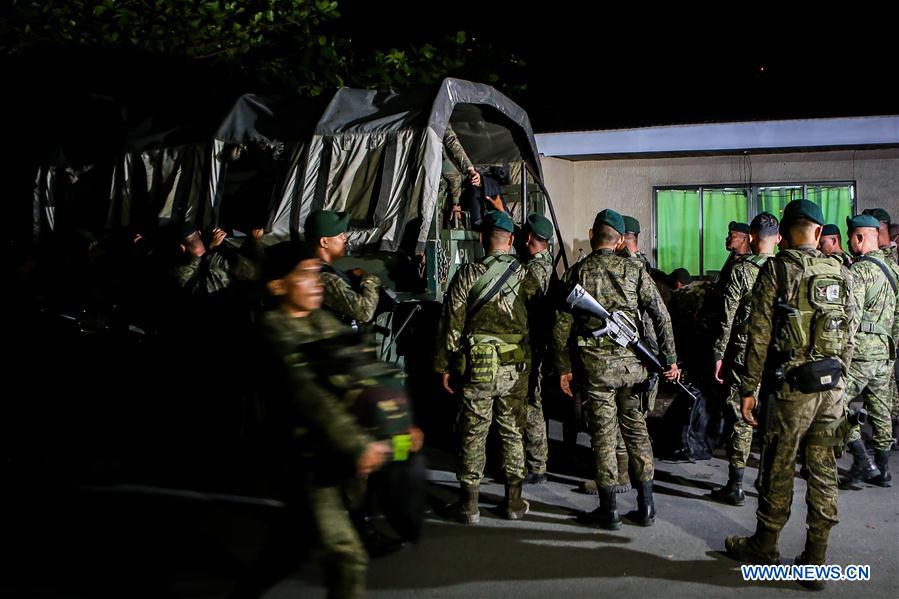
[783,217,819,238]
[489,229,512,245]
[751,212,780,238]
[594,224,622,245]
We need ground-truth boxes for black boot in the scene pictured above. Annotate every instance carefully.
[627,480,656,526]
[504,483,530,520]
[793,534,828,591]
[710,466,746,506]
[524,472,547,485]
[582,485,621,530]
[869,449,892,487]
[725,522,781,564]
[840,439,878,487]
[447,484,480,525]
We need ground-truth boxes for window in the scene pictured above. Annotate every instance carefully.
[654,182,855,276]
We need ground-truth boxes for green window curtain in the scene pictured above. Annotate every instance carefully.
[758,187,803,219]
[702,189,748,276]
[807,186,853,231]
[657,190,700,276]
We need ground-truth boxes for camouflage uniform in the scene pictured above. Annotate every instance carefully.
[715,251,750,294]
[734,246,856,559]
[260,308,373,599]
[524,249,554,476]
[845,249,899,451]
[553,249,677,489]
[713,254,771,469]
[321,264,380,325]
[434,250,535,486]
[440,124,474,212]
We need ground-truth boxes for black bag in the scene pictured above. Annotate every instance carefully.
[651,380,712,462]
[784,358,842,393]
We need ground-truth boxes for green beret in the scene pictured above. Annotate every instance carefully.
[622,215,641,235]
[846,214,881,231]
[728,221,750,234]
[525,212,554,240]
[821,224,841,237]
[862,208,891,224]
[262,241,317,282]
[593,209,625,235]
[484,210,515,233]
[305,209,349,239]
[781,199,824,226]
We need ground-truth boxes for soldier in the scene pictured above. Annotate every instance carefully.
[305,209,381,326]
[172,225,255,296]
[241,241,391,599]
[710,212,780,506]
[716,221,751,291]
[434,210,535,523]
[522,213,555,485]
[554,209,680,530]
[725,200,856,591]
[817,223,852,267]
[840,214,898,488]
[442,124,481,226]
[863,208,898,265]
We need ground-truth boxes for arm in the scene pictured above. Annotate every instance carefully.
[637,264,677,366]
[433,267,473,374]
[738,261,778,395]
[552,269,575,375]
[321,271,381,323]
[712,263,748,361]
[443,124,473,173]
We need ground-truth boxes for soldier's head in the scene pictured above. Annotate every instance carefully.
[481,210,515,252]
[589,209,625,251]
[862,208,892,248]
[779,200,824,249]
[524,212,553,256]
[749,212,780,254]
[847,215,881,256]
[890,222,899,244]
[263,242,323,316]
[670,268,691,290]
[622,215,640,253]
[305,210,349,264]
[725,221,750,254]
[817,224,843,255]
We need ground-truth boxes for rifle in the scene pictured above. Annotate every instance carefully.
[565,284,696,399]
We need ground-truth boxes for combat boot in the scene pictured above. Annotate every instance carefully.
[524,472,547,484]
[504,483,530,520]
[725,523,781,564]
[869,449,892,487]
[840,440,878,487]
[627,480,656,526]
[710,466,746,506]
[613,452,632,493]
[794,535,828,591]
[582,485,621,530]
[447,483,480,525]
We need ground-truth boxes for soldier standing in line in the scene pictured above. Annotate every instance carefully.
[554,209,680,530]
[840,214,898,488]
[716,221,752,292]
[434,210,535,524]
[709,212,780,506]
[817,223,852,267]
[725,200,856,592]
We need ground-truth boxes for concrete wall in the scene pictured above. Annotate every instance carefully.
[541,148,899,267]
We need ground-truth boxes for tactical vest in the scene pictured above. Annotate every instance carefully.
[773,253,850,361]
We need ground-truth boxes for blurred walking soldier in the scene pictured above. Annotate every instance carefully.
[554,209,680,530]
[523,213,555,484]
[725,200,856,591]
[434,210,534,523]
[710,212,780,505]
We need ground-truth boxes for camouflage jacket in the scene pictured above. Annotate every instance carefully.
[715,251,751,294]
[713,253,772,361]
[884,244,899,266]
[525,249,555,349]
[434,250,536,373]
[848,248,899,361]
[321,264,380,324]
[260,308,373,465]
[442,124,473,175]
[737,245,857,395]
[552,248,677,375]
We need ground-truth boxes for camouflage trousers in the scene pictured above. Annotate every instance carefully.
[891,360,898,419]
[525,363,548,475]
[458,363,529,486]
[309,484,368,599]
[845,359,895,451]
[756,383,841,544]
[582,382,655,489]
[723,363,755,469]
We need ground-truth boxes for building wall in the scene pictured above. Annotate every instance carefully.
[540,148,899,269]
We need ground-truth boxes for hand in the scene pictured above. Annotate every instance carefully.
[209,227,227,249]
[441,372,454,395]
[560,372,574,397]
[251,228,265,241]
[468,167,481,187]
[663,363,681,382]
[451,204,463,218]
[713,359,724,384]
[741,395,758,427]
[485,195,504,212]
[357,441,390,476]
[409,426,425,453]
[347,267,367,279]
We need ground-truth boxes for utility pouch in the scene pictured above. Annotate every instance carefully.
[469,343,499,383]
[784,358,842,393]
[775,303,807,352]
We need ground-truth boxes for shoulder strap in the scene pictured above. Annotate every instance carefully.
[858,255,898,297]
[468,258,520,317]
[468,256,507,303]
[773,257,788,301]
[745,254,767,268]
